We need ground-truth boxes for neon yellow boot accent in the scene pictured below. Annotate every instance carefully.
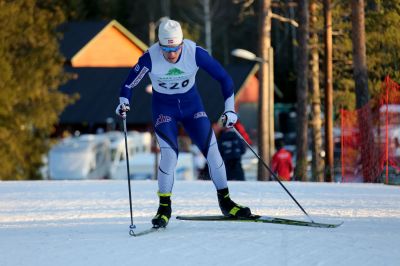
[161,215,169,223]
[229,206,241,216]
[158,192,172,197]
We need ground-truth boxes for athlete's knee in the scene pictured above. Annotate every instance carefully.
[206,137,224,169]
[159,147,178,174]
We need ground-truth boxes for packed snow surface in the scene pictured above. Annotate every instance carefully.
[0,180,399,266]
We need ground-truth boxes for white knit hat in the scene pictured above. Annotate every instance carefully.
[158,19,183,46]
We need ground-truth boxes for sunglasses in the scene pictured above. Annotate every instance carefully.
[160,44,182,53]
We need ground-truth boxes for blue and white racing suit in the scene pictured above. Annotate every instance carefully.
[119,39,235,193]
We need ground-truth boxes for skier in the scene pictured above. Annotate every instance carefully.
[218,127,246,181]
[116,19,251,228]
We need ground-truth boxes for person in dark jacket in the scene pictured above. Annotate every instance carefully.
[218,127,246,181]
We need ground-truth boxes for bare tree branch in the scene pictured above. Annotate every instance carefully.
[271,12,298,27]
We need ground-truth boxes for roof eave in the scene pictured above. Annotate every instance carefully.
[70,20,148,64]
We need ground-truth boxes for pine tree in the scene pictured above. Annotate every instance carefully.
[0,0,72,180]
[295,0,310,181]
[365,1,400,94]
[310,0,324,182]
[332,0,400,110]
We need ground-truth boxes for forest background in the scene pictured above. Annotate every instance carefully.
[0,0,399,180]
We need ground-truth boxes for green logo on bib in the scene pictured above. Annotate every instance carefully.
[166,67,185,76]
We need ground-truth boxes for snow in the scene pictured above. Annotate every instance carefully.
[0,180,399,266]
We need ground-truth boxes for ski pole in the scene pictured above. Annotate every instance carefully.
[123,118,136,235]
[232,127,315,223]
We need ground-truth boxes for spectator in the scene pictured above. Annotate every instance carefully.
[218,127,246,181]
[394,137,400,158]
[271,138,294,181]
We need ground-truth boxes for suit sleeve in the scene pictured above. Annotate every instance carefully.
[195,46,235,112]
[119,52,152,103]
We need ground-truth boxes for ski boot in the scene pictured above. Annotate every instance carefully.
[151,192,172,228]
[217,188,251,218]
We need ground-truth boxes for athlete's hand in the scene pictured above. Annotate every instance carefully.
[221,111,238,128]
[115,97,130,119]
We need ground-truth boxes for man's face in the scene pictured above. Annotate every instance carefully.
[160,44,183,63]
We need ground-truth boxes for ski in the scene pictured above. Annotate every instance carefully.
[176,215,343,228]
[131,227,165,237]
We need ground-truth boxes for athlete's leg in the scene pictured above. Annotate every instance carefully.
[153,115,179,194]
[155,133,178,193]
[183,114,228,190]
[183,111,251,218]
[151,100,179,227]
